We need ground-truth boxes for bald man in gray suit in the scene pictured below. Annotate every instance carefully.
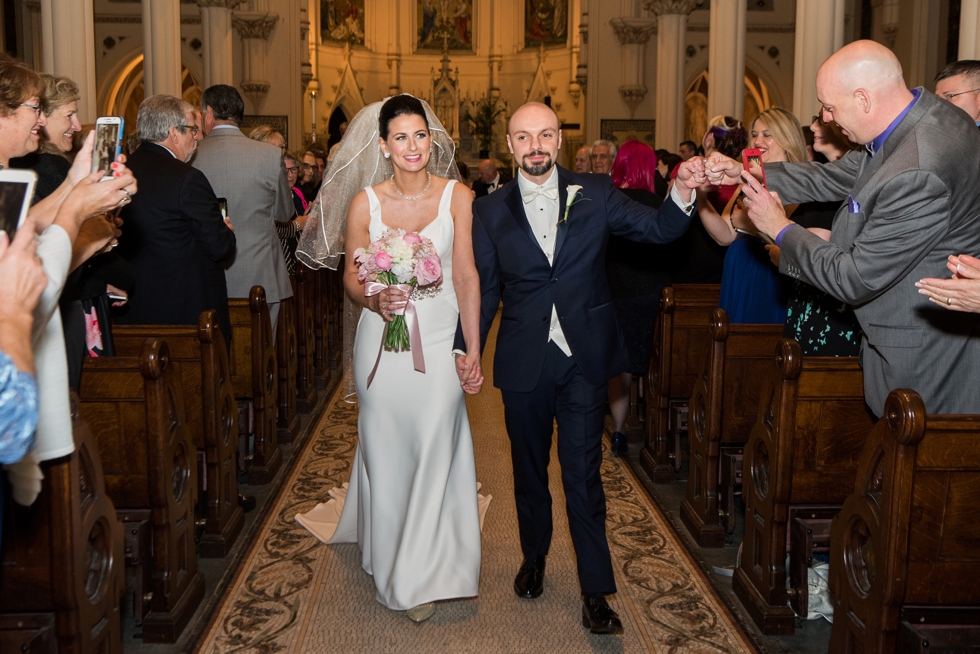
[708,40,980,417]
[192,84,293,333]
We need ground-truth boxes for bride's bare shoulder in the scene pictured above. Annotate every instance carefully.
[347,188,371,216]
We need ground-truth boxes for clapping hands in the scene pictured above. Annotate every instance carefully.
[455,352,484,395]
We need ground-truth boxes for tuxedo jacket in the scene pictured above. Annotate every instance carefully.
[116,142,236,339]
[192,127,294,303]
[472,170,512,198]
[455,166,693,392]
[771,89,980,415]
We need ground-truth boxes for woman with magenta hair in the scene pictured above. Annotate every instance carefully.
[604,139,667,457]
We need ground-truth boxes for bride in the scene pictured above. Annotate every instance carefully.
[295,94,486,622]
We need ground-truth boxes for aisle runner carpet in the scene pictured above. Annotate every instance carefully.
[196,327,755,653]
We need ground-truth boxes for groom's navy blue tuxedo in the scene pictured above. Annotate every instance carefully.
[456,165,694,596]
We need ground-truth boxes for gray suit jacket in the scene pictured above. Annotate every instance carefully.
[192,127,293,303]
[769,89,980,416]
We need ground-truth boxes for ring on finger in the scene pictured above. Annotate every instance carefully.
[947,297,953,306]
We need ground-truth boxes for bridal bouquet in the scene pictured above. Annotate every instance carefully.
[354,229,442,353]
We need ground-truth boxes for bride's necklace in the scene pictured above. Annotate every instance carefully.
[390,171,431,201]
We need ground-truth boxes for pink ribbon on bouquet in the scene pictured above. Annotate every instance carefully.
[364,282,425,387]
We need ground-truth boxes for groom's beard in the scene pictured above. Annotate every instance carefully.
[520,150,554,177]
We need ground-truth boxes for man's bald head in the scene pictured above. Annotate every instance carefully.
[814,40,913,145]
[508,102,560,136]
[477,158,498,183]
[506,102,563,182]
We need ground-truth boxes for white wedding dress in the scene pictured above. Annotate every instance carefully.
[296,180,488,610]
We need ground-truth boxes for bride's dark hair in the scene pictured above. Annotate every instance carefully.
[379,94,429,140]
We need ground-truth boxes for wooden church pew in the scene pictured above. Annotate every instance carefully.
[228,285,281,485]
[829,389,980,654]
[292,266,318,412]
[680,308,783,547]
[731,339,875,634]
[641,284,721,484]
[0,392,124,654]
[276,295,300,442]
[112,310,244,558]
[78,338,204,643]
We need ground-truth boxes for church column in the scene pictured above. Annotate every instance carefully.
[197,0,242,88]
[576,0,589,94]
[233,10,279,113]
[142,0,183,99]
[610,18,657,119]
[40,0,96,121]
[961,0,980,59]
[646,0,699,151]
[792,0,844,125]
[706,0,746,120]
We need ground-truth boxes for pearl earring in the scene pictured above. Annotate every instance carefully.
[384,152,390,159]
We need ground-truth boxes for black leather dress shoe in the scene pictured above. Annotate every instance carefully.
[513,556,546,599]
[582,594,623,635]
[238,494,256,512]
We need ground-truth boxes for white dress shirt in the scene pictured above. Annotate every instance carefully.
[487,173,501,194]
[517,168,572,356]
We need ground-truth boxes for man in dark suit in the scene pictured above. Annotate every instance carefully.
[471,158,511,197]
[713,40,980,416]
[454,102,705,634]
[116,94,236,341]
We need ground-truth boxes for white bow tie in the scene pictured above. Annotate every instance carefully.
[522,184,559,204]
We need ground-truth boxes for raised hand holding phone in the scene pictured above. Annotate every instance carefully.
[92,117,124,180]
[0,170,38,238]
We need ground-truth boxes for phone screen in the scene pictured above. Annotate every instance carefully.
[745,154,765,186]
[0,180,31,236]
[93,121,121,176]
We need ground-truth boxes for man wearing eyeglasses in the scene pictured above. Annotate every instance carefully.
[935,60,980,127]
[116,94,236,344]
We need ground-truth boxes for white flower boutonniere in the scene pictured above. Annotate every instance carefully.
[561,185,585,224]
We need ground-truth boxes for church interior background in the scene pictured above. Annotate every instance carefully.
[0,0,965,174]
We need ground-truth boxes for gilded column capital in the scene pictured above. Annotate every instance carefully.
[233,12,278,40]
[642,0,701,17]
[196,0,246,9]
[609,18,657,45]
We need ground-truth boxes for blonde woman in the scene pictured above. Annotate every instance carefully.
[703,107,806,323]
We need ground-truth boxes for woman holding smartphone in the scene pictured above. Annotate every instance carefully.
[697,108,805,324]
[10,74,133,388]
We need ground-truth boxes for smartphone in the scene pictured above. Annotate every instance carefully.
[742,148,767,189]
[92,116,124,179]
[217,197,228,220]
[107,292,127,301]
[0,169,38,237]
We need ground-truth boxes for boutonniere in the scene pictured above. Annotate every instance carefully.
[560,185,587,224]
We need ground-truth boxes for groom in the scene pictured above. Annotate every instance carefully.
[454,102,706,634]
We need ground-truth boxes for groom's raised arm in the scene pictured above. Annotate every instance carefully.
[453,204,499,355]
[605,178,695,245]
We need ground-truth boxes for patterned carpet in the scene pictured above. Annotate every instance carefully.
[195,322,756,653]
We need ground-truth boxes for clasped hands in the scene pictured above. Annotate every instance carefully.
[454,351,484,395]
[703,152,794,241]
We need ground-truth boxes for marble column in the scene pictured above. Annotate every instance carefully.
[197,1,242,89]
[40,0,96,121]
[233,11,278,112]
[707,0,746,120]
[143,0,183,99]
[645,0,699,151]
[610,18,657,119]
[961,0,980,59]
[792,0,844,124]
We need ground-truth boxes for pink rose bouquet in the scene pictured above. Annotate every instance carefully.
[353,228,442,353]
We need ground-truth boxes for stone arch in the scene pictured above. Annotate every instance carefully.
[683,65,777,146]
[97,46,204,140]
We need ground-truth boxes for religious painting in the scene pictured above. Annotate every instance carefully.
[321,0,365,46]
[417,0,474,52]
[600,120,656,152]
[525,0,568,48]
